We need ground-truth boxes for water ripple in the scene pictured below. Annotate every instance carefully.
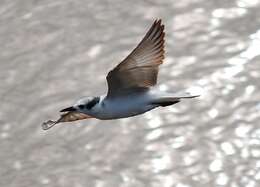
[1,0,260,186]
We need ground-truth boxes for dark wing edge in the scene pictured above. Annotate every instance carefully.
[106,19,165,98]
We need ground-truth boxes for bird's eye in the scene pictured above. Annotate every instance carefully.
[78,105,84,109]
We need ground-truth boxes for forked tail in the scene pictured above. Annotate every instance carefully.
[171,91,200,99]
[151,91,199,107]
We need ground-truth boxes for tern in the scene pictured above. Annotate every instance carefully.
[42,19,199,130]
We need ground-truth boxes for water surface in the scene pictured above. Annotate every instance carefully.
[1,0,260,186]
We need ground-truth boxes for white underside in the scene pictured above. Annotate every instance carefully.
[88,91,156,119]
[81,88,198,120]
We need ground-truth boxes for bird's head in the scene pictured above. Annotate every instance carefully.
[60,96,100,113]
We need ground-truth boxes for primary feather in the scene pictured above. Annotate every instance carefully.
[106,19,165,98]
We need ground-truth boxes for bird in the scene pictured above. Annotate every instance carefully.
[42,19,199,130]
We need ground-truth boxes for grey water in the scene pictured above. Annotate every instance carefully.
[1,0,260,186]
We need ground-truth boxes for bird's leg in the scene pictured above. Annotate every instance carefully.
[42,120,59,130]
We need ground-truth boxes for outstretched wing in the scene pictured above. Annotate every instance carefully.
[106,19,165,98]
[42,112,92,130]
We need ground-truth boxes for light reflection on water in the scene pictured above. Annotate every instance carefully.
[1,0,260,187]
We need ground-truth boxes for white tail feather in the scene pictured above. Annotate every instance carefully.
[171,91,200,99]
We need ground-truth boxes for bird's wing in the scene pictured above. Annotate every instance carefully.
[58,111,92,122]
[42,112,92,130]
[106,19,165,98]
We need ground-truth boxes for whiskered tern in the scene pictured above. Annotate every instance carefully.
[42,19,199,130]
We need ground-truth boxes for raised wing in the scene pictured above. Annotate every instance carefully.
[106,19,165,98]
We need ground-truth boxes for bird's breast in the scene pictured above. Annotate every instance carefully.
[93,94,156,120]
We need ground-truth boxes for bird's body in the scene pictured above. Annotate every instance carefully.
[42,19,199,130]
[87,92,154,120]
[87,92,150,120]
[84,88,196,120]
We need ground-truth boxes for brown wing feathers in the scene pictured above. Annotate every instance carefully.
[120,19,165,69]
[106,19,165,98]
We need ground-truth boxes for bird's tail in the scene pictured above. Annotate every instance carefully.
[169,90,200,99]
[151,90,199,107]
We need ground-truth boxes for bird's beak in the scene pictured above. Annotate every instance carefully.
[60,106,77,112]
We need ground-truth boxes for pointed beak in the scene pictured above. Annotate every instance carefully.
[60,106,77,112]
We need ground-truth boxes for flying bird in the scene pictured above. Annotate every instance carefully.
[42,19,199,130]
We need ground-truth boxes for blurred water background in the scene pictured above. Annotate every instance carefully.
[1,0,260,186]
